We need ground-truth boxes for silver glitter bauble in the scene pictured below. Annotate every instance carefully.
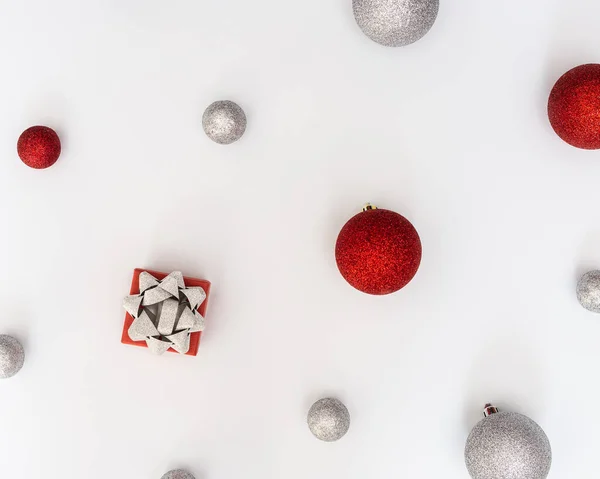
[307,398,350,442]
[202,100,247,145]
[577,270,600,313]
[465,405,552,479]
[0,335,24,379]
[161,470,195,479]
[352,0,439,47]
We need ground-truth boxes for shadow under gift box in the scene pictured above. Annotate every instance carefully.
[121,268,211,356]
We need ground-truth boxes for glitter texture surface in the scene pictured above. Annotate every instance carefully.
[465,412,552,479]
[352,0,439,47]
[548,63,600,150]
[161,470,195,479]
[202,100,247,145]
[335,208,422,295]
[577,270,600,313]
[0,335,25,379]
[17,126,61,169]
[307,398,350,442]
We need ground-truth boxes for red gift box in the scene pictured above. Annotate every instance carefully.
[121,268,211,356]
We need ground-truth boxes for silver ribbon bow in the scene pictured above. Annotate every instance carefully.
[123,271,206,355]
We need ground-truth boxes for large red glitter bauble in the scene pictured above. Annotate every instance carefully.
[17,126,61,169]
[548,64,600,150]
[335,207,422,295]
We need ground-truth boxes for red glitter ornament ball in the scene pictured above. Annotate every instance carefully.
[17,126,61,169]
[548,64,600,150]
[335,205,422,295]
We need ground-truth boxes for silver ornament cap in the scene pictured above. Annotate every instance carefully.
[307,398,350,442]
[161,470,195,479]
[577,270,600,312]
[465,404,552,479]
[202,100,247,145]
[352,0,439,47]
[0,335,25,379]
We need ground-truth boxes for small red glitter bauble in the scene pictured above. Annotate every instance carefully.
[335,205,422,295]
[548,64,600,150]
[17,126,61,169]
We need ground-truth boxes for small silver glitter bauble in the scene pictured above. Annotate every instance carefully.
[0,335,24,379]
[202,100,247,145]
[307,398,350,442]
[465,405,552,479]
[352,0,439,47]
[161,470,195,479]
[577,270,600,313]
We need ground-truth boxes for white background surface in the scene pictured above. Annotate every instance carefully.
[0,0,599,477]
